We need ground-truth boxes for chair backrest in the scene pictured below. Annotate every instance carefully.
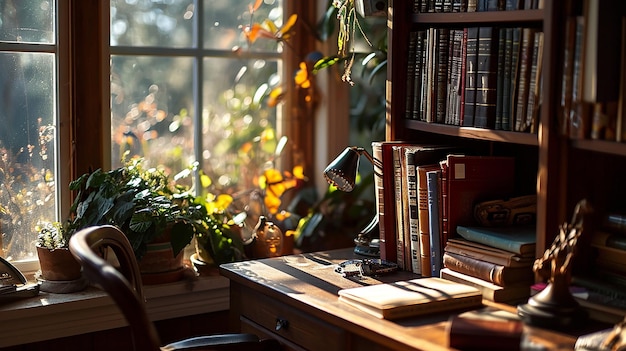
[69,225,162,351]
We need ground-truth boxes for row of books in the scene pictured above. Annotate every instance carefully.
[559,2,626,141]
[411,0,543,13]
[405,24,544,132]
[372,141,535,283]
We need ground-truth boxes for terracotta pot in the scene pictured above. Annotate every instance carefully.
[138,231,185,285]
[36,246,82,281]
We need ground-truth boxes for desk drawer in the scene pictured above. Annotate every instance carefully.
[239,289,346,351]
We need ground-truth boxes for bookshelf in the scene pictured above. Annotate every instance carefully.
[385,0,626,314]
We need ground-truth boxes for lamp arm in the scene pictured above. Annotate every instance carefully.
[353,147,383,178]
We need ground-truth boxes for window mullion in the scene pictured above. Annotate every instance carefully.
[194,0,204,192]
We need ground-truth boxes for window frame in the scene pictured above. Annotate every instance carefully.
[5,0,350,272]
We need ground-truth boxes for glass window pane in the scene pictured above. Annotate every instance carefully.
[110,0,194,48]
[0,52,57,261]
[0,0,55,44]
[110,55,195,176]
[203,0,281,52]
[201,57,279,193]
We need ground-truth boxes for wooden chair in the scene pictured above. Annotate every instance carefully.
[69,225,280,351]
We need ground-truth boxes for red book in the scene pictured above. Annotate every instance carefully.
[443,155,515,248]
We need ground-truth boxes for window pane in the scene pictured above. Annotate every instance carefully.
[110,55,195,175]
[0,0,55,44]
[110,0,194,48]
[201,57,279,192]
[0,52,57,261]
[203,0,281,52]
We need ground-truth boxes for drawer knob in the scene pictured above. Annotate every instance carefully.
[275,318,289,331]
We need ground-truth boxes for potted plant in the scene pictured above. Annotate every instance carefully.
[64,156,242,283]
[35,221,86,292]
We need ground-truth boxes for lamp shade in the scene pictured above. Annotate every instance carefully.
[323,147,361,192]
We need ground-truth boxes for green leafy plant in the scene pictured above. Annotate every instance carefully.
[65,156,244,263]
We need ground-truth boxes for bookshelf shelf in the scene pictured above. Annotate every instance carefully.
[412,9,544,25]
[405,120,538,146]
[570,139,626,157]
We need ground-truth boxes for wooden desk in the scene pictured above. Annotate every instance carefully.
[219,248,582,351]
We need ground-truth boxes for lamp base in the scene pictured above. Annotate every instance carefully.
[354,238,380,257]
[354,245,380,257]
[517,281,587,330]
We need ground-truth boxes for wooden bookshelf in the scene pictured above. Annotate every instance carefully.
[386,0,626,295]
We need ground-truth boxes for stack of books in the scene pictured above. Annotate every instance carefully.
[440,225,536,303]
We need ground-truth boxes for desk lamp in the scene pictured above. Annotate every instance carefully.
[323,146,382,257]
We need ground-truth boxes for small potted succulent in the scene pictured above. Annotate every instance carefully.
[35,221,83,286]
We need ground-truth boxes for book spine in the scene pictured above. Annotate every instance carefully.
[413,0,421,13]
[467,0,477,12]
[501,27,513,131]
[413,30,426,120]
[526,31,544,134]
[474,26,499,129]
[439,159,450,252]
[452,0,462,12]
[505,0,519,10]
[443,252,532,286]
[445,30,454,125]
[372,142,395,262]
[463,27,479,126]
[436,28,450,123]
[494,27,506,130]
[513,27,535,132]
[406,31,418,120]
[446,29,463,126]
[559,16,577,136]
[507,27,522,131]
[455,225,527,254]
[406,149,422,274]
[460,0,468,12]
[569,16,590,139]
[418,29,432,122]
[420,0,428,13]
[435,0,444,12]
[418,166,437,277]
[427,169,443,277]
[458,27,468,126]
[393,146,407,270]
[426,28,437,122]
[445,243,513,267]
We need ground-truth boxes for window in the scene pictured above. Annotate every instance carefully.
[110,0,286,194]
[0,0,70,266]
[0,0,350,267]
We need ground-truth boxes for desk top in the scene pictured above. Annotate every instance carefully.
[220,248,583,351]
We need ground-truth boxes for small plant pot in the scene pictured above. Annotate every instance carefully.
[36,245,88,293]
[36,246,82,281]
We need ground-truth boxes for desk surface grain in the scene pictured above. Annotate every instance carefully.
[220,248,582,351]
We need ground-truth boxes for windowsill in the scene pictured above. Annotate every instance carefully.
[0,274,230,348]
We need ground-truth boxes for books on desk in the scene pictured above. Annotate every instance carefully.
[337,277,482,320]
[441,225,536,302]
